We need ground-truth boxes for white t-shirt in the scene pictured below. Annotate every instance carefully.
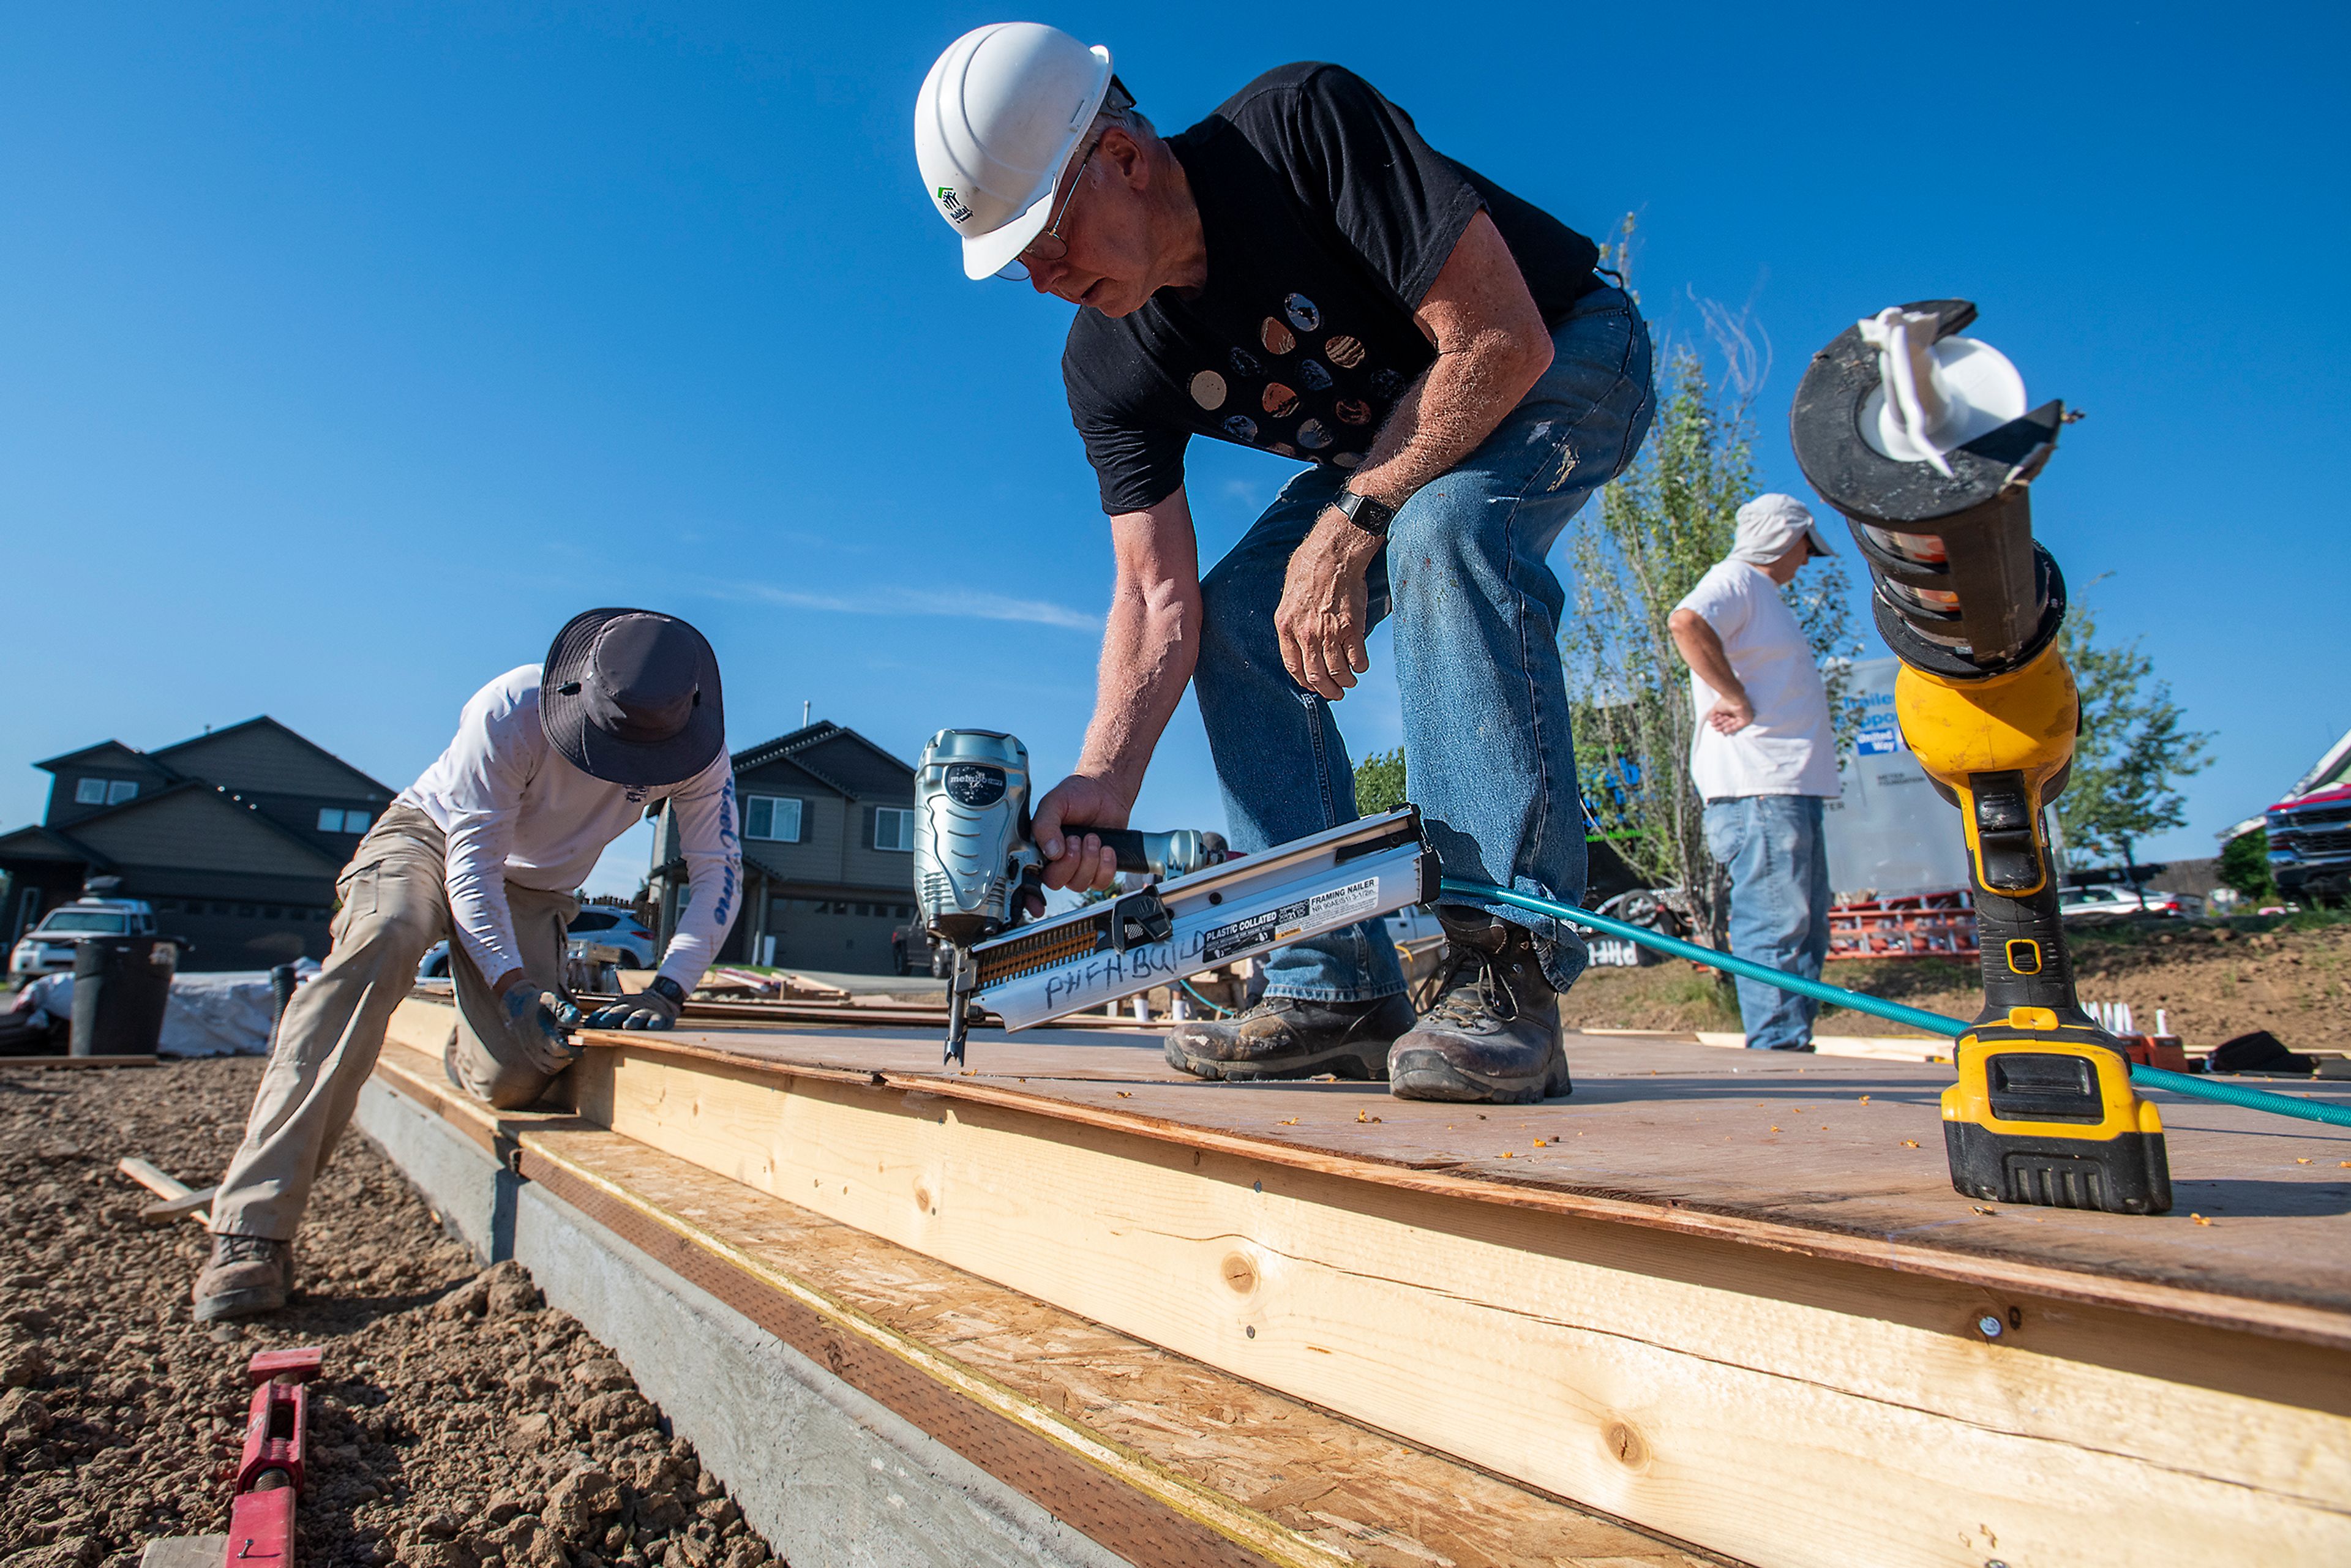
[1674,561,1840,800]
[398,666,741,989]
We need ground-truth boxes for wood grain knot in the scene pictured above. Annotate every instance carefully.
[1604,1419,1649,1471]
[912,1182,932,1214]
[1220,1252,1258,1294]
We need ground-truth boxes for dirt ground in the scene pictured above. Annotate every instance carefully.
[1559,917,2351,1053]
[0,1056,782,1568]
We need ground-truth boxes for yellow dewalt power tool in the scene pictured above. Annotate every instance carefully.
[1793,300,2170,1215]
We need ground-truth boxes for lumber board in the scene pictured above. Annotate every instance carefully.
[383,997,2351,1568]
[531,1016,2351,1340]
[570,1047,2349,1567]
[367,1043,1709,1568]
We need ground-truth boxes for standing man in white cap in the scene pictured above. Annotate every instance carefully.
[913,26,1654,1104]
[192,609,741,1321]
[1669,495,1842,1051]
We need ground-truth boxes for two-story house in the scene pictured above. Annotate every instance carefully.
[648,721,921,975]
[0,718,398,971]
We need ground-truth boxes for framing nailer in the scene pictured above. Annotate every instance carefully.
[1792,300,2170,1215]
[912,729,1436,1063]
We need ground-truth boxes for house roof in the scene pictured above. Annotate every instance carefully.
[151,716,397,798]
[6,781,344,876]
[32,740,176,778]
[730,721,913,801]
[0,823,110,867]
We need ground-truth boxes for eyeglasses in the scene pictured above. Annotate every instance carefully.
[996,133,1104,282]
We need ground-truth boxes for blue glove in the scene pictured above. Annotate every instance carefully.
[581,975,686,1032]
[500,985,581,1075]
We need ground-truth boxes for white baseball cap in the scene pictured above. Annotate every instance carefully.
[1730,493,1837,565]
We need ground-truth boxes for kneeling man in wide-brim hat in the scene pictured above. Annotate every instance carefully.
[193,609,741,1322]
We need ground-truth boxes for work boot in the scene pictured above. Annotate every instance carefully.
[1388,910,1572,1104]
[192,1232,295,1322]
[1164,993,1417,1082]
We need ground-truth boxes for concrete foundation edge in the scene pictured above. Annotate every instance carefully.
[352,1077,1136,1568]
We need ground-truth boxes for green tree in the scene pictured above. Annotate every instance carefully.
[2054,602,2212,885]
[2218,827,2276,903]
[1559,343,1859,945]
[1354,746,1408,816]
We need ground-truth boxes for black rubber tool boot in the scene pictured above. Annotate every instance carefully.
[1388,909,1572,1103]
[1164,993,1417,1082]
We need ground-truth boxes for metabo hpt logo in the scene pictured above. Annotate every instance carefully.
[935,186,973,223]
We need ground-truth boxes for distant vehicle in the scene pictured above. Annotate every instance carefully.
[2267,783,2351,910]
[418,940,451,980]
[2060,885,2194,923]
[8,897,157,981]
[566,908,658,969]
[891,921,947,978]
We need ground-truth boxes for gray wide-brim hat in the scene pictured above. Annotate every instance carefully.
[540,609,725,787]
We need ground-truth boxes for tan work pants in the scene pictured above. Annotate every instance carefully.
[209,803,578,1240]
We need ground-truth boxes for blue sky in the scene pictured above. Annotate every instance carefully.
[5,2,2342,897]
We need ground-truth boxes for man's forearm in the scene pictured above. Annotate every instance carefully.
[1076,579,1199,805]
[1669,614,1746,699]
[1348,329,1547,509]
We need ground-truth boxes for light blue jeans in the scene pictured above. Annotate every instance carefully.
[1703,795,1833,1050]
[1194,287,1655,1002]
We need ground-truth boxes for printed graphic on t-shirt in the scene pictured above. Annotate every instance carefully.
[1177,291,1397,470]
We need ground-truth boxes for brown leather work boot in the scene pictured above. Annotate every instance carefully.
[1164,993,1417,1082]
[192,1232,295,1322]
[1387,910,1573,1104]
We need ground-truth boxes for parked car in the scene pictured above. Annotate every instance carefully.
[2059,885,2195,924]
[2267,782,2351,909]
[8,896,158,981]
[566,907,658,969]
[891,921,947,978]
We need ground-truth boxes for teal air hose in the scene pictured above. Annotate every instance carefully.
[1439,877,2351,1131]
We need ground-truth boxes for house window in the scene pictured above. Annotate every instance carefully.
[108,780,138,804]
[872,807,918,852]
[317,808,344,831]
[75,778,107,805]
[317,808,373,833]
[743,795,803,842]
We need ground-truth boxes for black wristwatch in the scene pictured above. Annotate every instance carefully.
[648,975,687,1007]
[1332,487,1397,538]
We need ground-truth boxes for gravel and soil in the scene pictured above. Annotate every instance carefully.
[1559,915,2351,1052]
[0,1055,784,1568]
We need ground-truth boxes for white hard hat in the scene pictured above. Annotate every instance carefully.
[914,22,1113,281]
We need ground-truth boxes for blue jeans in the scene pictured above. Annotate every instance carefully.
[1194,287,1655,1002]
[1703,795,1833,1049]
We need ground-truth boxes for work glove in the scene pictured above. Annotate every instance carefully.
[500,985,582,1076]
[580,976,686,1032]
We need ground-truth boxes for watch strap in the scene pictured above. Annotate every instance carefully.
[1333,488,1397,538]
[648,975,688,1006]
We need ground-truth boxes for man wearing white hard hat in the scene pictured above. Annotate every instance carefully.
[1668,495,1843,1051]
[915,26,1655,1104]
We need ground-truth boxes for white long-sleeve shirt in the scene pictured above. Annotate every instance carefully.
[398,666,740,991]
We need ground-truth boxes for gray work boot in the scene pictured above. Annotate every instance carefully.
[1165,993,1417,1082]
[192,1232,295,1322]
[1388,910,1572,1104]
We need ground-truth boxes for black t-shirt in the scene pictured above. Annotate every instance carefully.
[1063,63,1602,514]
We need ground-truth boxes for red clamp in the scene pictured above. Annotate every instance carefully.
[225,1346,323,1567]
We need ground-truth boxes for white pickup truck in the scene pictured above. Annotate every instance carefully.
[8,897,159,982]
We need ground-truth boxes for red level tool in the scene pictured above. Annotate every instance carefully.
[225,1346,323,1567]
